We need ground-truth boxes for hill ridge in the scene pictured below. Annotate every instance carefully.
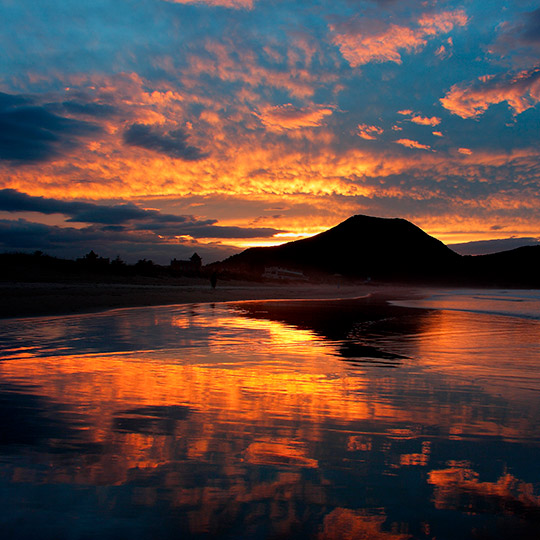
[215,214,539,287]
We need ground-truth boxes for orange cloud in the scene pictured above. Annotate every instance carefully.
[418,11,468,35]
[410,115,441,126]
[398,110,441,126]
[3,70,540,249]
[435,37,454,59]
[441,67,540,118]
[255,104,334,131]
[164,0,254,8]
[184,39,338,99]
[458,147,472,155]
[394,138,432,151]
[357,124,383,140]
[331,10,467,67]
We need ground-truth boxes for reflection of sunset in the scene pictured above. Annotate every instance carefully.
[428,463,540,513]
[317,508,411,540]
[1,301,539,537]
[376,308,540,434]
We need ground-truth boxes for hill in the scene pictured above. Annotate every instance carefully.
[216,215,462,283]
[463,245,540,288]
[214,215,540,287]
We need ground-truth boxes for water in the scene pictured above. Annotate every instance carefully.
[0,290,539,539]
[391,288,540,320]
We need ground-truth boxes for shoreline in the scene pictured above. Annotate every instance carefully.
[3,281,537,321]
[1,281,419,320]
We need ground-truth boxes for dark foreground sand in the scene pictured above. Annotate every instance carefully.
[0,280,419,319]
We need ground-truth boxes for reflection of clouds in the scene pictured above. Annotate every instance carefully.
[429,463,540,515]
[243,439,318,468]
[1,302,540,535]
[318,508,410,540]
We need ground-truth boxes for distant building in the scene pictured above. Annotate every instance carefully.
[170,253,202,275]
[262,266,307,281]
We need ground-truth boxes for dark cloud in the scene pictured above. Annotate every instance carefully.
[60,101,117,118]
[123,124,207,160]
[190,225,279,239]
[0,92,99,162]
[0,218,244,264]
[0,219,96,249]
[448,237,540,256]
[491,8,540,63]
[0,189,151,224]
[518,8,540,43]
[134,220,282,239]
[0,189,280,240]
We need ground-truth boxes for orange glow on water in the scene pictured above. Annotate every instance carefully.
[428,464,540,512]
[0,299,539,537]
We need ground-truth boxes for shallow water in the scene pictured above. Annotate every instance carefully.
[391,287,540,320]
[0,291,539,539]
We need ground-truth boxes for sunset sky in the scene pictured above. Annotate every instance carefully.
[1,0,540,262]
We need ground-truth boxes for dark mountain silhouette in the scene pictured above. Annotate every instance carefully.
[463,245,540,287]
[216,215,461,282]
[214,215,540,287]
[1,215,538,288]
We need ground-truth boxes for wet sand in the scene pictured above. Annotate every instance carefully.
[0,281,419,319]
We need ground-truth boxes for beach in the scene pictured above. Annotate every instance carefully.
[0,280,417,319]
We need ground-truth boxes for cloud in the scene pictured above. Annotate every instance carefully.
[254,104,334,131]
[163,0,254,9]
[398,110,441,126]
[435,37,454,59]
[330,10,467,67]
[458,148,472,155]
[0,189,280,240]
[184,38,335,99]
[59,101,117,118]
[0,92,99,162]
[518,8,540,43]
[123,123,207,160]
[357,124,383,140]
[410,115,441,126]
[394,138,432,151]
[0,218,240,263]
[440,67,540,118]
[0,188,158,224]
[490,8,540,63]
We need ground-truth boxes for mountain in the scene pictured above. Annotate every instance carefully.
[463,245,540,287]
[216,215,462,282]
[214,215,540,287]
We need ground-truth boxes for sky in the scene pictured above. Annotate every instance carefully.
[1,0,540,263]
